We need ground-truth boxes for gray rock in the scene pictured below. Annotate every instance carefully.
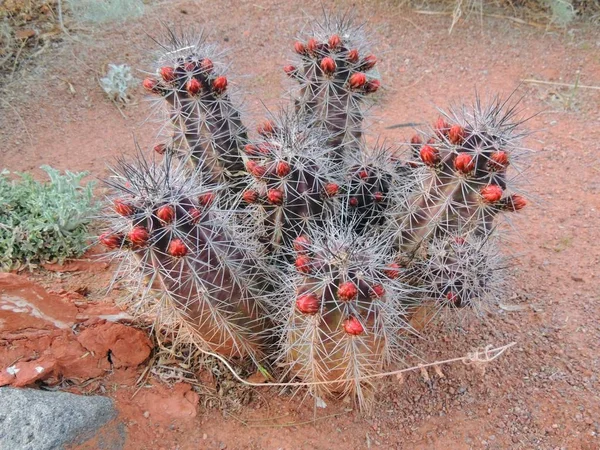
[0,387,118,450]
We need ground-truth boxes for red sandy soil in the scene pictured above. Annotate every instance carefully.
[1,1,599,449]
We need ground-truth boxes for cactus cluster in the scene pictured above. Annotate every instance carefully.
[99,13,529,410]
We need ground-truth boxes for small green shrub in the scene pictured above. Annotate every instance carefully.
[0,166,98,271]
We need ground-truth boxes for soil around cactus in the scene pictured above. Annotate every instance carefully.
[1,0,599,449]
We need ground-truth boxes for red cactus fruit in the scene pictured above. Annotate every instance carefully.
[373,191,384,203]
[160,67,175,82]
[184,61,196,72]
[446,291,459,305]
[295,255,311,274]
[198,192,215,207]
[154,143,166,155]
[347,49,359,63]
[188,207,202,224]
[324,183,340,197]
[200,58,213,73]
[242,189,259,204]
[99,232,122,249]
[337,281,358,301]
[157,205,175,223]
[343,316,364,336]
[454,237,466,245]
[320,57,336,75]
[128,226,149,247]
[349,197,359,207]
[410,135,423,146]
[243,144,259,155]
[283,65,297,77]
[358,169,369,179]
[434,117,450,137]
[142,78,158,92]
[362,55,377,70]
[114,199,134,216]
[186,78,202,95]
[296,292,320,315]
[384,262,401,279]
[246,160,266,178]
[276,161,291,177]
[293,235,311,253]
[448,125,465,144]
[365,79,380,93]
[328,34,342,49]
[506,194,527,211]
[213,76,228,93]
[307,38,318,54]
[419,145,439,166]
[348,72,367,89]
[257,120,275,136]
[267,188,284,205]
[490,151,509,169]
[480,184,503,203]
[294,41,306,55]
[168,239,188,257]
[370,284,385,299]
[454,153,475,174]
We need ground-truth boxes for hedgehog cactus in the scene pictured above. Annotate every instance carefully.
[99,13,530,410]
[102,154,273,360]
[274,221,414,408]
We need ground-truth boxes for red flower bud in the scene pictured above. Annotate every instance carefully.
[184,61,196,72]
[154,143,167,155]
[293,235,311,253]
[362,54,377,70]
[160,67,175,82]
[446,291,459,305]
[296,292,320,315]
[294,41,306,55]
[384,262,401,279]
[373,191,384,203]
[370,284,385,299]
[142,78,158,92]
[348,72,367,89]
[419,145,439,166]
[349,197,359,207]
[365,79,380,93]
[295,255,311,274]
[506,194,527,211]
[337,281,358,301]
[347,49,359,63]
[358,169,369,179]
[320,57,336,75]
[490,151,509,169]
[324,183,339,197]
[257,120,275,136]
[243,144,259,155]
[186,78,202,95]
[188,207,201,224]
[168,238,188,257]
[114,199,134,216]
[283,65,297,77]
[199,192,215,207]
[328,34,342,49]
[212,76,228,93]
[448,125,465,144]
[307,38,318,54]
[454,237,466,245]
[480,184,503,203]
[99,232,122,249]
[157,205,175,223]
[434,117,450,137]
[454,153,475,174]
[343,316,364,335]
[128,226,149,247]
[276,161,291,177]
[242,189,259,204]
[267,188,284,205]
[200,58,213,73]
[246,160,266,178]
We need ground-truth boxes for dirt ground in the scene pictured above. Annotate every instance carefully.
[1,0,599,449]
